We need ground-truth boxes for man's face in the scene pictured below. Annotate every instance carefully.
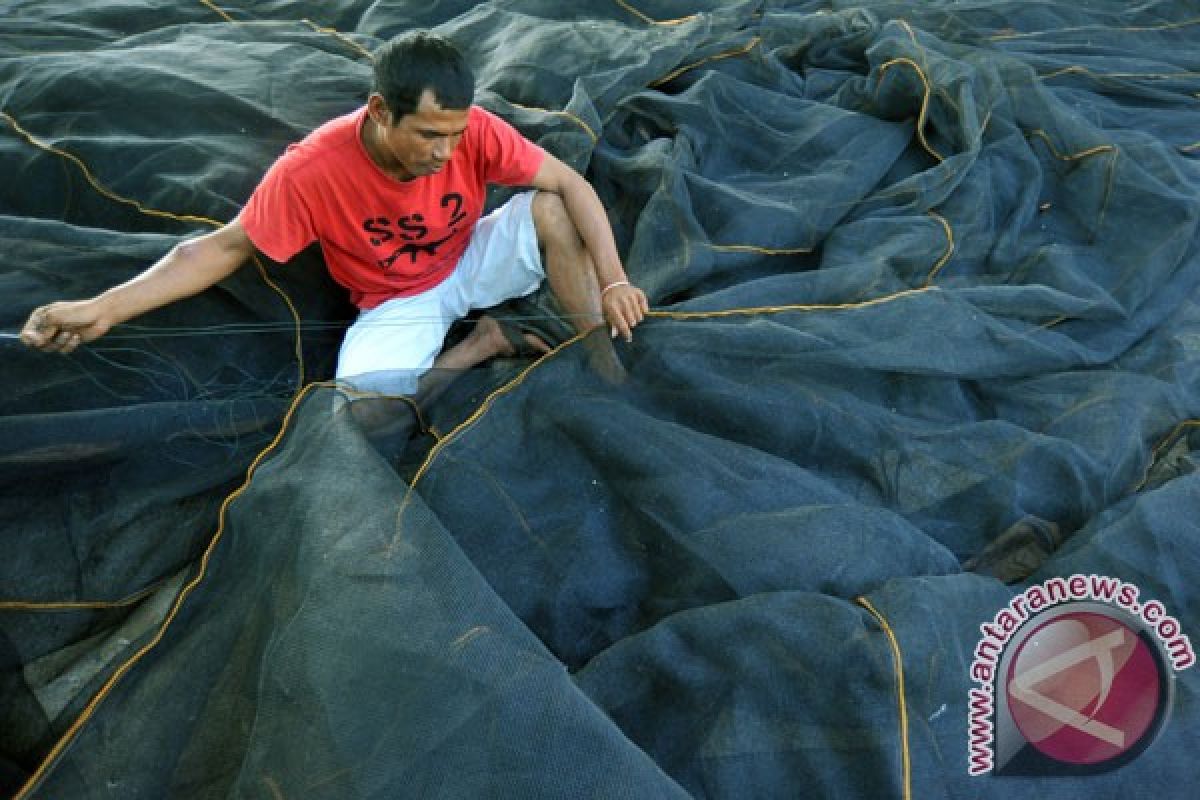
[370,89,469,181]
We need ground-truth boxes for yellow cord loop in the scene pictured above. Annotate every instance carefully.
[877,58,945,163]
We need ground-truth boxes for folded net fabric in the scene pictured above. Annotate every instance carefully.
[2,2,1198,797]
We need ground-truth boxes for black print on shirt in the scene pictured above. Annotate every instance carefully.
[442,192,467,227]
[363,192,466,273]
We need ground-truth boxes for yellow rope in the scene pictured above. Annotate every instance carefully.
[650,37,761,88]
[406,330,589,490]
[389,329,589,555]
[1025,128,1115,162]
[896,19,921,47]
[301,18,374,61]
[857,597,912,800]
[335,382,433,436]
[0,583,160,612]
[1025,130,1119,237]
[198,0,236,24]
[1,111,221,229]
[2,108,307,387]
[14,381,328,799]
[990,15,1200,41]
[612,0,698,26]
[648,286,936,320]
[877,58,945,163]
[249,253,306,387]
[508,101,599,143]
[704,243,812,256]
[389,282,949,557]
[923,211,955,285]
[201,0,374,64]
[1041,65,1200,82]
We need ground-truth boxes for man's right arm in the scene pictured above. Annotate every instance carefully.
[20,220,257,354]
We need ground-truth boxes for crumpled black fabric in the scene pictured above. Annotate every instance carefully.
[2,1,1198,797]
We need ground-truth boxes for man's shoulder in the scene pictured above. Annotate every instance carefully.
[466,103,513,133]
[463,104,543,185]
[462,104,536,156]
[279,106,367,177]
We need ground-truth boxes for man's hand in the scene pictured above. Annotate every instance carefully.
[19,221,255,356]
[20,300,111,354]
[601,283,649,342]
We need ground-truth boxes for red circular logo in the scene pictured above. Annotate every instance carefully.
[1005,611,1163,766]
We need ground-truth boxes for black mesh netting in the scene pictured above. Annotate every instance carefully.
[3,1,1200,797]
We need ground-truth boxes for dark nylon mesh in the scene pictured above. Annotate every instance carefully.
[2,1,1199,797]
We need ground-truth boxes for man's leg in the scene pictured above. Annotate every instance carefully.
[529,190,626,382]
[338,193,559,451]
[529,191,606,335]
[341,314,544,459]
[412,315,547,407]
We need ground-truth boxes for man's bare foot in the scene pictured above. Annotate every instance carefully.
[474,314,552,358]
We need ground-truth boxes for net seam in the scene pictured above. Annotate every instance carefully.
[613,0,698,27]
[13,382,327,799]
[1,109,308,390]
[856,596,912,800]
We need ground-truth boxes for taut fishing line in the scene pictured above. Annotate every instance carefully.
[0,311,591,343]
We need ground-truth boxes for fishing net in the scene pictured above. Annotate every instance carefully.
[2,1,1199,797]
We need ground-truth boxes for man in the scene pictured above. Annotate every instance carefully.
[20,30,647,406]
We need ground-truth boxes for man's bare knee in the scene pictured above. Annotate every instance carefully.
[531,190,577,247]
[531,189,604,333]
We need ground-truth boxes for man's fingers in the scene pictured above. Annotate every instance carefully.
[628,298,647,325]
[625,293,647,326]
[610,316,632,341]
[44,330,71,353]
[20,302,105,353]
[623,290,648,325]
[19,311,54,348]
[18,328,44,348]
[601,286,649,343]
[56,331,83,354]
[21,314,82,353]
[604,289,649,342]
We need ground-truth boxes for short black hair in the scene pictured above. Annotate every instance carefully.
[372,30,474,123]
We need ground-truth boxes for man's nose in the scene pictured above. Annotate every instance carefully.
[432,138,450,160]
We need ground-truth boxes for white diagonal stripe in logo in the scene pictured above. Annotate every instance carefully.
[1007,628,1126,748]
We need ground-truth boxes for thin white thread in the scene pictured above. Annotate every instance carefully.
[0,313,591,342]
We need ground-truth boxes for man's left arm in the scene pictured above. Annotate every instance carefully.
[530,153,649,341]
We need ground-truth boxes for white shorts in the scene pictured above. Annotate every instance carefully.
[335,191,544,396]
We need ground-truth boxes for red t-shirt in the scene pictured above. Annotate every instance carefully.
[239,105,545,309]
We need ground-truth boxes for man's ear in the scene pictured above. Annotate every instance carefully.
[366,93,391,127]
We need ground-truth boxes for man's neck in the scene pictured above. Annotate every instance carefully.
[360,115,414,182]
